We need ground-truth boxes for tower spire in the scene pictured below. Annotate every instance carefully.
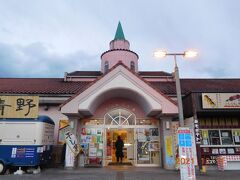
[114,21,125,40]
[101,22,138,73]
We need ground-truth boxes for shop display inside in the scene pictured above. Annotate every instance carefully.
[199,117,240,166]
[80,128,104,166]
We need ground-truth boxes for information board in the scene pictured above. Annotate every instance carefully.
[177,127,196,180]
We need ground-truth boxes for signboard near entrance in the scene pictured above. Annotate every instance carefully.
[202,93,240,109]
[177,127,196,180]
[0,96,39,118]
[65,130,80,156]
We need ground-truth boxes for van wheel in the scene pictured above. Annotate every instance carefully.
[0,161,7,175]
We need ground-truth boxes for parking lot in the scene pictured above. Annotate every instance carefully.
[1,166,240,180]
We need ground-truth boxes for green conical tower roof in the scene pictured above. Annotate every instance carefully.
[114,21,125,40]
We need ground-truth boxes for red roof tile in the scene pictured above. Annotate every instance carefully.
[0,78,90,95]
[67,71,171,77]
[181,79,240,93]
[150,79,240,95]
[0,77,239,96]
[67,71,102,76]
[139,71,172,77]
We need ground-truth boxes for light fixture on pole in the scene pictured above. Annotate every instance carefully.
[154,50,198,127]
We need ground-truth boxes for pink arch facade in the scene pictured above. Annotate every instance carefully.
[60,24,178,170]
[93,98,145,119]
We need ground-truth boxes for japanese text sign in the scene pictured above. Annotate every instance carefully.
[177,127,196,180]
[64,130,80,156]
[0,96,39,118]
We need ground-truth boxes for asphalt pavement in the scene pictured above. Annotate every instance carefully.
[1,166,240,180]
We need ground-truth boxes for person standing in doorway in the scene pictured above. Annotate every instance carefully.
[115,136,124,163]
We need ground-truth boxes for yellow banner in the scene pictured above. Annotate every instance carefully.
[202,130,208,139]
[58,120,70,144]
[0,96,39,118]
[166,136,173,156]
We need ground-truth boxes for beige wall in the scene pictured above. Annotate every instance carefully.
[39,105,68,144]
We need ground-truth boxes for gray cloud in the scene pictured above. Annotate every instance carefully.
[0,42,99,77]
[0,0,239,78]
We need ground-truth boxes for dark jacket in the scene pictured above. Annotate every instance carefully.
[115,138,124,157]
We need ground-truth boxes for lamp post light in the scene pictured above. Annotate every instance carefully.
[154,50,198,127]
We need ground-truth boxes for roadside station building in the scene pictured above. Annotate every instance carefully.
[0,22,240,170]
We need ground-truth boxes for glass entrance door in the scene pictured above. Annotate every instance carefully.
[102,108,161,167]
[105,128,134,165]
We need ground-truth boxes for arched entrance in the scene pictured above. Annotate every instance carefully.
[78,107,161,167]
[102,108,161,166]
[104,108,136,165]
[79,107,161,166]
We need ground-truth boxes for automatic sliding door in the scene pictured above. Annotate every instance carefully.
[106,128,134,165]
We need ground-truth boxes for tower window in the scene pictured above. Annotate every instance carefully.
[104,61,109,73]
[130,61,135,71]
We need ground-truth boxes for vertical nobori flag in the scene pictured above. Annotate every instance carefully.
[64,130,81,156]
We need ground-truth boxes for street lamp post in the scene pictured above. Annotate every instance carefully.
[154,50,197,127]
[173,54,184,127]
[154,50,198,179]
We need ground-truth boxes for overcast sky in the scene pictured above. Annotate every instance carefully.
[0,0,239,78]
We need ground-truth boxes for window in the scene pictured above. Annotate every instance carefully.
[201,129,240,146]
[104,61,109,73]
[233,129,240,145]
[136,119,158,125]
[220,130,233,145]
[80,128,103,166]
[208,130,220,145]
[130,61,135,71]
[104,108,136,126]
[136,128,160,164]
[81,119,104,126]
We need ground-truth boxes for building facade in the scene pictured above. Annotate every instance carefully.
[0,22,240,170]
[183,92,240,169]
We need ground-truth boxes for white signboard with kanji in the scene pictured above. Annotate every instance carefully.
[64,130,80,156]
[177,127,196,180]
